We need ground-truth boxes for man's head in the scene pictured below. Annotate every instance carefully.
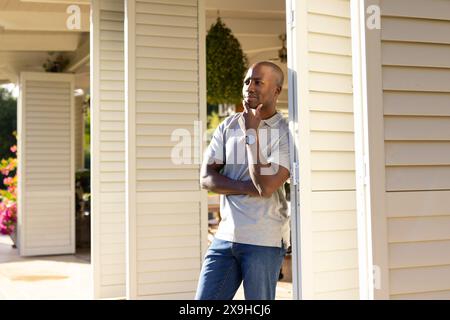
[242,61,284,112]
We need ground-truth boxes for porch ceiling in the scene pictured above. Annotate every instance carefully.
[0,0,90,89]
[205,0,286,65]
[205,0,288,109]
[0,0,287,95]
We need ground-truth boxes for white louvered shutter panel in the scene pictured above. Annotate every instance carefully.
[91,0,126,299]
[18,72,75,256]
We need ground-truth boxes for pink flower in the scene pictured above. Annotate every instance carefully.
[0,226,8,235]
[0,199,17,235]
[0,142,18,236]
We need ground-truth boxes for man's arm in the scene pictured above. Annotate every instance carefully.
[200,162,260,196]
[245,134,290,198]
[243,104,290,198]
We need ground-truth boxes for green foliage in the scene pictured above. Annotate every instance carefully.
[0,88,17,161]
[206,17,248,105]
[206,111,221,142]
[76,169,90,194]
[207,111,221,131]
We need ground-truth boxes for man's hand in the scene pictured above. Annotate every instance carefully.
[243,103,263,130]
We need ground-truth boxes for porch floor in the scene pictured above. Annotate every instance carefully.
[0,235,91,300]
[0,235,292,300]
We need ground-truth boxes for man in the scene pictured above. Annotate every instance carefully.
[195,61,291,300]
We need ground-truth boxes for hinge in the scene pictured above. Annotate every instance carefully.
[292,161,299,185]
[363,154,370,186]
[288,0,296,28]
[373,265,381,290]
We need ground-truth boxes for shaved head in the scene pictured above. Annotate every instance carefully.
[242,61,284,116]
[250,61,284,89]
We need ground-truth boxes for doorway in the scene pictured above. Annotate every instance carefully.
[204,0,295,300]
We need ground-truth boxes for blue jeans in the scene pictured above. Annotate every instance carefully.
[195,238,286,300]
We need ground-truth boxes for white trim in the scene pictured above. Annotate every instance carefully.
[198,0,209,260]
[70,72,76,256]
[286,0,314,299]
[364,0,390,300]
[21,0,90,4]
[90,0,101,300]
[350,0,374,300]
[285,0,303,300]
[18,72,74,82]
[17,73,25,255]
[350,0,390,300]
[124,0,137,300]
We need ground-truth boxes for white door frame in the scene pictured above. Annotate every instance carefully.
[350,0,375,300]
[286,0,302,300]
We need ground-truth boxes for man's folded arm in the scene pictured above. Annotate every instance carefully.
[200,161,259,196]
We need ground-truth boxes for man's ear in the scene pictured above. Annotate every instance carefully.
[275,85,282,96]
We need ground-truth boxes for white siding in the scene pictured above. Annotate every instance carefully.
[125,0,207,299]
[381,0,450,298]
[357,0,450,299]
[91,0,126,299]
[18,72,75,256]
[293,0,359,299]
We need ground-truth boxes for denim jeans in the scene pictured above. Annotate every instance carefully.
[195,238,286,300]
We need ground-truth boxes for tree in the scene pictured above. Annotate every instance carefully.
[0,88,17,161]
[0,87,17,191]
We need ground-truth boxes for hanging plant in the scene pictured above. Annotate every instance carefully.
[42,52,70,73]
[206,17,248,105]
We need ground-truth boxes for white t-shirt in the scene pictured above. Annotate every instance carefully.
[204,111,291,248]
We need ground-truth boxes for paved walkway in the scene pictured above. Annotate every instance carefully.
[0,235,292,300]
[234,281,293,300]
[0,235,91,300]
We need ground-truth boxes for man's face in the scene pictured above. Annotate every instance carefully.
[242,65,281,110]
